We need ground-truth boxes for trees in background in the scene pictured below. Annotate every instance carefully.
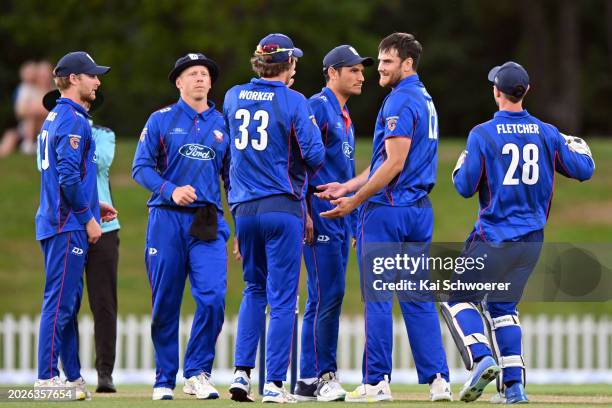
[0,0,610,139]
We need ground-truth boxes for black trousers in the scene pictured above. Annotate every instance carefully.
[84,229,119,377]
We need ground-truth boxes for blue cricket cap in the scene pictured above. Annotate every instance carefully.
[323,45,373,72]
[53,51,110,77]
[168,53,219,84]
[488,61,529,98]
[255,33,303,63]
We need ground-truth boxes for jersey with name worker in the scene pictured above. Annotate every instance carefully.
[223,78,325,205]
[132,98,230,211]
[453,110,594,241]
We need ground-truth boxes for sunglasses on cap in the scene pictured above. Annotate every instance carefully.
[256,44,295,55]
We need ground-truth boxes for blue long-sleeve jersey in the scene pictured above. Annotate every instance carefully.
[453,110,595,242]
[308,87,355,187]
[35,98,99,241]
[223,78,325,205]
[132,98,230,211]
[368,74,439,206]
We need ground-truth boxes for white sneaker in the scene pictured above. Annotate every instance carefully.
[262,382,297,403]
[229,370,255,402]
[34,376,65,388]
[34,377,71,400]
[316,372,346,402]
[429,374,452,401]
[66,377,92,401]
[152,387,174,400]
[345,376,392,403]
[490,392,506,404]
[183,372,219,399]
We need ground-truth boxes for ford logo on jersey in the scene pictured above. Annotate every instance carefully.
[179,144,215,161]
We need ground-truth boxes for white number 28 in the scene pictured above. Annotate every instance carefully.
[502,143,539,185]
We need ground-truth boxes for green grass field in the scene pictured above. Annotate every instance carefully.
[1,138,611,317]
[2,384,612,407]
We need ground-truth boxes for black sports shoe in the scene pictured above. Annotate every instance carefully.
[96,375,116,393]
[293,380,318,401]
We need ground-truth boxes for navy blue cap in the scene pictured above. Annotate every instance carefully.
[323,45,373,71]
[53,51,110,77]
[488,61,529,98]
[168,53,219,84]
[255,33,303,63]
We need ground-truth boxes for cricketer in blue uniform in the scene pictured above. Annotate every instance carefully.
[296,45,373,401]
[444,61,595,403]
[132,53,229,400]
[224,34,325,403]
[317,33,450,402]
[34,52,111,397]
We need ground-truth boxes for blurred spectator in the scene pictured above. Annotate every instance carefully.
[0,60,53,157]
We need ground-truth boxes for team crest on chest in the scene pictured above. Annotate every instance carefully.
[213,129,224,142]
[69,135,81,149]
[310,115,318,127]
[386,116,398,131]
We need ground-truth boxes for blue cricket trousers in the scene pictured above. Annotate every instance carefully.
[357,199,449,385]
[449,229,543,385]
[234,210,303,382]
[145,207,228,389]
[38,230,88,380]
[300,196,350,379]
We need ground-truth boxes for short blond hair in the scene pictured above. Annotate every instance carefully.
[53,76,71,90]
[250,54,293,78]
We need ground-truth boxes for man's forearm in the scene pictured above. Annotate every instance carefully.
[351,161,402,206]
[345,166,370,193]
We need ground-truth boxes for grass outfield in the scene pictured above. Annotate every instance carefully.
[3,384,612,407]
[0,138,611,316]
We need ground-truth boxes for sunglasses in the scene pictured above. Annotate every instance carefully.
[256,44,293,55]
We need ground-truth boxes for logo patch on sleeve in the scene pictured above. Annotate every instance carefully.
[139,127,147,142]
[310,115,318,127]
[386,116,398,131]
[69,135,81,149]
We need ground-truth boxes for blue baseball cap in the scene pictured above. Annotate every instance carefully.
[255,33,303,63]
[53,51,110,77]
[488,61,529,98]
[168,53,219,84]
[323,45,373,72]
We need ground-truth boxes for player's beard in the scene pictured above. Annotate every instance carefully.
[82,88,97,105]
[383,70,403,88]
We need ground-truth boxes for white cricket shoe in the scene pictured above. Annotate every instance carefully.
[34,376,65,388]
[316,372,346,402]
[152,387,174,400]
[345,376,393,403]
[66,377,92,401]
[229,370,255,402]
[262,382,297,403]
[490,392,506,404]
[183,372,219,399]
[34,376,71,400]
[429,374,452,401]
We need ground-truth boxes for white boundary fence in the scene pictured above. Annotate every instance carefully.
[1,314,610,384]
